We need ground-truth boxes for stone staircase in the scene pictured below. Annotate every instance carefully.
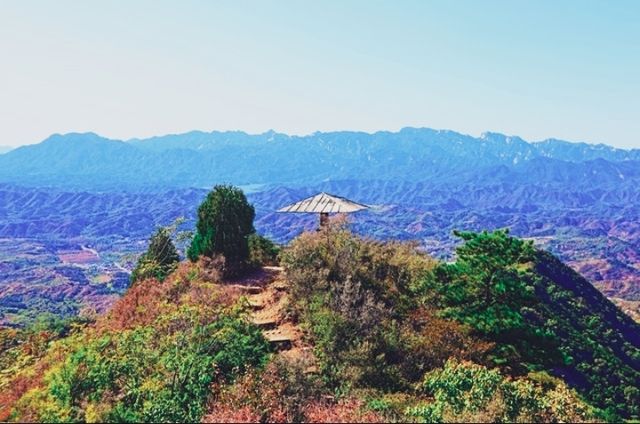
[240,266,316,372]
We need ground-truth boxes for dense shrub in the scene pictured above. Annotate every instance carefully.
[282,219,435,318]
[0,317,91,422]
[204,357,386,423]
[248,233,280,267]
[304,398,387,423]
[5,220,638,422]
[408,359,602,423]
[398,310,494,382]
[131,227,180,283]
[205,357,319,423]
[15,309,268,423]
[8,260,270,423]
[281,221,455,391]
[425,230,640,418]
[187,185,255,273]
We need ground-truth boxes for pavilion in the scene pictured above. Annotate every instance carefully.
[277,192,369,227]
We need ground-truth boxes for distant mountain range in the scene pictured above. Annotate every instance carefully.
[1,128,639,326]
[1,128,639,189]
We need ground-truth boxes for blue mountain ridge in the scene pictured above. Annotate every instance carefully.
[1,128,639,189]
[1,128,639,327]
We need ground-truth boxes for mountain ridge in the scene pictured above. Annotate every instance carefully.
[1,127,639,327]
[2,128,640,190]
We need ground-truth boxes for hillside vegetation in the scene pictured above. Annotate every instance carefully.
[1,193,639,422]
[2,128,640,328]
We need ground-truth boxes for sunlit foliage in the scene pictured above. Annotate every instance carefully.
[131,226,180,283]
[7,260,270,423]
[408,359,601,423]
[187,184,255,270]
[3,220,639,422]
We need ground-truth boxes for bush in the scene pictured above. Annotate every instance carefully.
[398,309,494,383]
[8,257,271,423]
[131,226,180,283]
[248,233,280,267]
[14,305,270,423]
[204,357,386,423]
[205,357,319,423]
[281,220,435,317]
[408,359,602,423]
[281,222,438,391]
[187,185,255,273]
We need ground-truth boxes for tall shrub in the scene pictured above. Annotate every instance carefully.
[131,227,180,283]
[187,185,255,268]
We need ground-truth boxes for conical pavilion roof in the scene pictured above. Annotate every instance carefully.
[277,192,368,214]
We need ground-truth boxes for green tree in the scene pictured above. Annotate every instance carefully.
[428,230,559,368]
[432,229,536,336]
[187,185,255,267]
[248,233,280,267]
[131,227,180,283]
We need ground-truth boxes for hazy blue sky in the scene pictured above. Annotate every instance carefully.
[1,0,639,148]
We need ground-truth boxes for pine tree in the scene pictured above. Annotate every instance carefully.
[131,227,180,283]
[432,229,536,334]
[187,185,255,267]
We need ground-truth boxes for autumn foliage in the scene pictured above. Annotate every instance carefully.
[1,215,638,422]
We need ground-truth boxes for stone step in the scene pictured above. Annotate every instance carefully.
[247,299,264,310]
[264,266,284,272]
[268,339,292,351]
[273,280,288,291]
[264,330,294,350]
[304,365,319,375]
[264,331,293,342]
[231,285,264,294]
[252,317,278,330]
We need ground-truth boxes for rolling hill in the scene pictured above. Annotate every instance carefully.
[0,128,639,327]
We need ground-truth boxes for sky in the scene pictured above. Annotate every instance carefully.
[1,0,639,148]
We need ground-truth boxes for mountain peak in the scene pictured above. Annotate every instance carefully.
[480,132,526,145]
[42,132,112,145]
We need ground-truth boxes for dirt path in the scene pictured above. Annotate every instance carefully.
[236,266,316,370]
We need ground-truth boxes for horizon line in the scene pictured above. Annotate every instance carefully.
[4,126,634,151]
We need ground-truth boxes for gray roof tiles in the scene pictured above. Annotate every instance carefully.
[277,192,368,214]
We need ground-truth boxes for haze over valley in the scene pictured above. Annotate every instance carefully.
[1,127,639,326]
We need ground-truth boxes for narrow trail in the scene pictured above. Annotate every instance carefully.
[233,266,316,371]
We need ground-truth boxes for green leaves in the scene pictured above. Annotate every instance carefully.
[427,229,554,368]
[131,226,180,283]
[408,359,600,423]
[27,302,269,423]
[187,185,255,270]
[247,233,280,267]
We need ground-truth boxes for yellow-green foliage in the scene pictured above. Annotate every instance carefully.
[408,359,601,423]
[281,221,491,392]
[248,233,280,267]
[7,261,270,423]
[131,226,180,283]
[3,224,638,423]
[281,219,436,316]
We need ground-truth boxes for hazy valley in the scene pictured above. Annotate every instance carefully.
[1,128,639,326]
